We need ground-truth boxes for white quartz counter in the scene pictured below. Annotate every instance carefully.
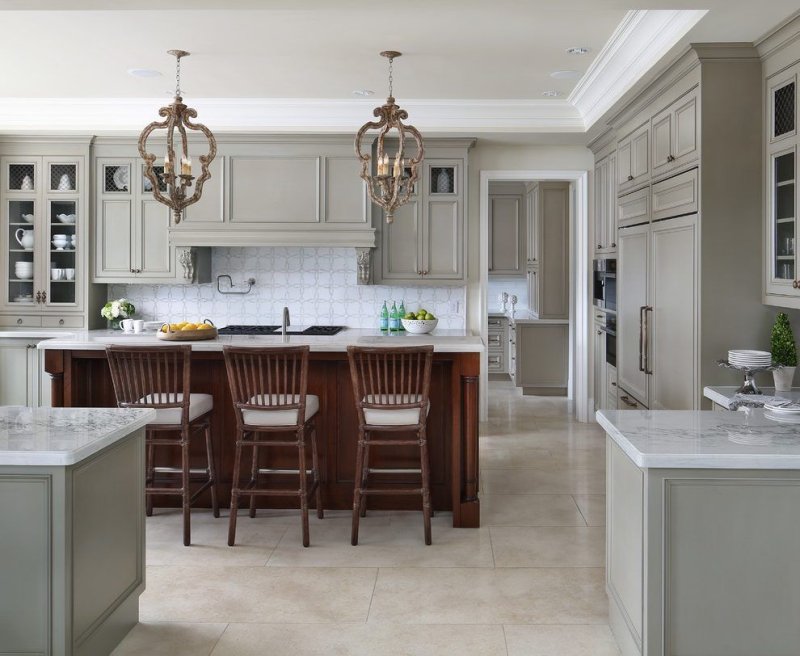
[36,328,484,353]
[0,406,156,466]
[597,408,800,469]
[704,385,800,408]
[0,329,77,339]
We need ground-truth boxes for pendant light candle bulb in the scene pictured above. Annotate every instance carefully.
[181,157,192,176]
[164,152,172,173]
[393,156,401,177]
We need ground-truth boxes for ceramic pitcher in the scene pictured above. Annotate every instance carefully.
[15,229,34,250]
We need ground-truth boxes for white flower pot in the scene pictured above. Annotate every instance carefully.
[773,366,796,392]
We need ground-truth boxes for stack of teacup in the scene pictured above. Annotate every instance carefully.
[14,260,33,280]
[52,234,68,250]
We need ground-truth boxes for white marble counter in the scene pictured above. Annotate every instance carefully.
[36,328,484,353]
[704,385,800,409]
[0,406,156,466]
[0,329,76,339]
[597,408,800,469]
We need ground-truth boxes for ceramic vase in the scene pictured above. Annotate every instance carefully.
[773,366,796,392]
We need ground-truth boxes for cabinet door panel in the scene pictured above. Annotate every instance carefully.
[594,162,606,252]
[489,195,524,275]
[539,184,569,319]
[230,157,319,224]
[632,127,649,180]
[649,215,697,410]
[0,342,33,405]
[605,152,618,249]
[326,157,367,224]
[527,186,539,266]
[425,199,461,279]
[381,201,420,280]
[181,157,224,224]
[618,223,649,406]
[138,200,172,276]
[617,141,632,186]
[673,94,698,162]
[651,110,672,172]
[594,320,606,412]
[97,200,133,276]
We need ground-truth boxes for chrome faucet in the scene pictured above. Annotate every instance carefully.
[281,306,290,342]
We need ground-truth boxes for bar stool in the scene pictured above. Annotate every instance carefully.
[347,345,434,545]
[223,345,323,548]
[106,345,219,546]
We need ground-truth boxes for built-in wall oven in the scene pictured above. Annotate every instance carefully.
[593,259,616,312]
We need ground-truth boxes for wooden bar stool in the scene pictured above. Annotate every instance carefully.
[347,345,434,545]
[223,345,323,548]
[106,345,219,546]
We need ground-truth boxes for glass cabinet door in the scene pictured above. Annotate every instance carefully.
[44,198,78,307]
[6,197,37,307]
[772,149,796,284]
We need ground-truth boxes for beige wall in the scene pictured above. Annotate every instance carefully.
[465,142,594,333]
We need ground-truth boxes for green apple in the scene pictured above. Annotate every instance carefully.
[425,313,435,320]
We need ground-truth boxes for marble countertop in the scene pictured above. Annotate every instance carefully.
[0,406,156,466]
[0,329,77,339]
[37,328,484,353]
[486,309,568,325]
[597,408,800,469]
[704,386,800,408]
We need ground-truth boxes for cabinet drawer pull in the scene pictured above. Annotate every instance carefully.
[58,318,64,326]
[17,318,23,325]
[627,175,634,181]
[41,291,46,303]
[620,395,637,407]
[35,290,41,304]
[794,280,799,289]
[611,381,617,387]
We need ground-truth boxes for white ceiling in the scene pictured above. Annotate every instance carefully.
[0,1,798,134]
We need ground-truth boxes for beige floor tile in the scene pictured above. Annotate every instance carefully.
[504,624,621,655]
[369,567,607,624]
[481,468,606,495]
[490,527,605,567]
[481,494,586,527]
[110,622,227,656]
[210,622,508,656]
[140,566,377,623]
[268,517,494,568]
[573,495,606,526]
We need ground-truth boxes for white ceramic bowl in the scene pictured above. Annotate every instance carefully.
[401,318,438,334]
[56,214,76,224]
[21,214,34,223]
[143,320,165,331]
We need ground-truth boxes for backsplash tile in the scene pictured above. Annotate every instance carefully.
[109,247,466,329]
[487,276,530,312]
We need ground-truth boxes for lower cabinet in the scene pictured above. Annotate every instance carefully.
[0,338,51,407]
[594,313,606,413]
[487,315,509,374]
[513,321,569,394]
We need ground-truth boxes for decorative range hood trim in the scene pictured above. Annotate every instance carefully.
[169,226,376,249]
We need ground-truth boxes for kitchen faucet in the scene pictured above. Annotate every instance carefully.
[282,306,290,342]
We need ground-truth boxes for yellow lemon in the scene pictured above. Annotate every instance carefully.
[169,323,181,331]
[197,323,213,331]
[181,323,198,331]
[160,325,169,333]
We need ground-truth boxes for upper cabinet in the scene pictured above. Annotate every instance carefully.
[489,183,526,277]
[594,151,617,255]
[617,122,649,192]
[0,139,105,329]
[765,62,800,303]
[651,88,698,178]
[374,139,473,285]
[169,137,373,248]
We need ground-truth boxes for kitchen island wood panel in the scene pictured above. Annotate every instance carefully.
[45,348,481,527]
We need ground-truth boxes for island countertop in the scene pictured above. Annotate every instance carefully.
[0,406,155,466]
[36,328,484,353]
[597,408,800,469]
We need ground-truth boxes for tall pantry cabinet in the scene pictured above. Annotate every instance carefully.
[594,45,765,410]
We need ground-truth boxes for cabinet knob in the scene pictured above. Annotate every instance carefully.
[611,242,617,247]
[611,382,617,387]
[597,330,602,335]
[35,290,41,304]
[597,244,602,249]
[17,318,23,325]
[794,280,799,289]
[41,290,46,303]
[423,270,429,275]
[58,319,64,326]
[627,175,634,181]
[667,154,675,162]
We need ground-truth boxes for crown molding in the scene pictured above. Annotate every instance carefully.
[0,97,584,134]
[569,9,707,130]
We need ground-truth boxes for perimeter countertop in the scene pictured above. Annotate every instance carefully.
[704,386,800,408]
[36,328,485,353]
[0,406,156,466]
[596,408,800,469]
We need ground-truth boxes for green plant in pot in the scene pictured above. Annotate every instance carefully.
[771,312,797,392]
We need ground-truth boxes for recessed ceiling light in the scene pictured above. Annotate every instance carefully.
[542,90,561,97]
[353,89,374,97]
[566,47,591,55]
[128,68,162,78]
[549,70,581,80]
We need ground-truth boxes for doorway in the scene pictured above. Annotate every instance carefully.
[479,170,590,422]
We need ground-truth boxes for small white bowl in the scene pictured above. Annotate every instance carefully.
[21,214,34,223]
[56,213,76,224]
[143,320,165,332]
[401,318,439,334]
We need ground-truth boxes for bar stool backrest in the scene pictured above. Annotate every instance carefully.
[106,345,192,425]
[347,345,434,428]
[223,345,310,429]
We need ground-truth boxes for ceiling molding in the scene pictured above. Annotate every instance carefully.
[569,9,707,130]
[0,97,584,134]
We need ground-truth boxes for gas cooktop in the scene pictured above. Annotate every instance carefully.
[218,325,345,336]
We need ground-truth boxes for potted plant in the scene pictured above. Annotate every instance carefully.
[101,298,135,330]
[771,312,797,391]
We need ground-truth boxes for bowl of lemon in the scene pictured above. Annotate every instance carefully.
[157,319,218,341]
[401,309,438,334]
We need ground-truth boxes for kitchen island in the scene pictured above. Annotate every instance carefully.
[0,405,154,656]
[597,408,800,656]
[39,329,482,527]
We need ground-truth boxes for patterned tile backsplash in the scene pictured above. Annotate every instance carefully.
[109,247,466,329]
[487,276,530,313]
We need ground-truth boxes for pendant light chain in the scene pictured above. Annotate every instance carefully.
[175,54,182,98]
[388,55,394,98]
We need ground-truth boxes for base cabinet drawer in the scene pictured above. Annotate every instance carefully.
[488,353,504,372]
[41,316,84,328]
[0,315,43,328]
[618,390,646,410]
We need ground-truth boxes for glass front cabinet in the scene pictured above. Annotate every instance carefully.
[766,64,800,305]
[0,148,94,327]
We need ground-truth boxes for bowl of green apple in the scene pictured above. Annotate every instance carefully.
[401,309,438,334]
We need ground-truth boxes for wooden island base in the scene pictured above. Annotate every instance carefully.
[46,349,481,528]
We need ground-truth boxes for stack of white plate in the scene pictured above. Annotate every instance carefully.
[14,261,33,280]
[728,349,772,367]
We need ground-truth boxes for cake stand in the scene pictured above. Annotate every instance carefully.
[716,360,780,395]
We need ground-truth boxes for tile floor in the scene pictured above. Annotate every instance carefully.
[111,380,619,656]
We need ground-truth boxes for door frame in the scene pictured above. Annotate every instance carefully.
[479,169,590,422]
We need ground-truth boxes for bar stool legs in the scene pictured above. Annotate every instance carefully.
[420,428,432,546]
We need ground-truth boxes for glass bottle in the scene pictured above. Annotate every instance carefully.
[379,301,389,332]
[389,301,400,332]
[398,299,406,331]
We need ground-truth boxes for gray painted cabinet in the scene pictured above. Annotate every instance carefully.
[513,321,569,394]
[594,151,617,255]
[375,140,473,285]
[0,338,51,407]
[527,182,570,319]
[488,184,525,276]
[617,122,649,192]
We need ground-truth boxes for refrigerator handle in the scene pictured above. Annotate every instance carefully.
[638,305,646,372]
[644,306,653,375]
